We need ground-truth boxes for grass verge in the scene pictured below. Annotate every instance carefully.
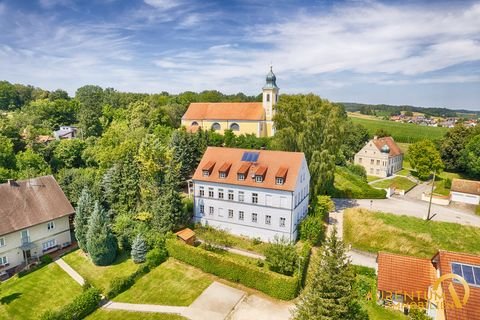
[86,309,186,320]
[344,208,480,258]
[0,263,82,320]
[370,176,416,191]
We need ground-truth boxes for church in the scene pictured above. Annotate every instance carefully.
[181,67,279,137]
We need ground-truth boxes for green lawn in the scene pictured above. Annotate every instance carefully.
[0,263,82,320]
[332,166,386,199]
[370,176,416,191]
[362,301,408,320]
[86,309,186,320]
[344,208,480,258]
[194,226,270,254]
[367,175,382,182]
[114,259,213,306]
[62,249,138,292]
[350,117,448,143]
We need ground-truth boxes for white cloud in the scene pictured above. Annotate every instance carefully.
[144,0,184,11]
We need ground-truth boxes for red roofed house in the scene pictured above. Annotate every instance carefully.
[192,147,310,241]
[377,251,480,319]
[181,67,279,137]
[354,136,404,177]
[0,176,74,276]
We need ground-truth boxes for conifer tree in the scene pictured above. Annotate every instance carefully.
[131,234,147,264]
[294,227,368,320]
[74,187,94,252]
[153,186,186,233]
[86,201,117,266]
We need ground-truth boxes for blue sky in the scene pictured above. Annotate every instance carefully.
[0,0,479,109]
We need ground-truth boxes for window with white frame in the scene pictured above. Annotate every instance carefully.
[42,239,56,251]
[228,190,234,200]
[203,170,210,177]
[252,213,258,223]
[237,173,245,181]
[238,191,244,202]
[280,217,286,227]
[0,256,7,266]
[0,237,5,248]
[209,206,214,215]
[47,221,55,231]
[199,186,204,197]
[200,205,204,214]
[255,175,263,183]
[219,171,227,179]
[275,177,284,185]
[452,262,480,286]
[239,211,244,220]
[218,189,224,199]
[252,193,258,204]
[208,188,214,197]
[265,215,271,225]
[228,209,233,218]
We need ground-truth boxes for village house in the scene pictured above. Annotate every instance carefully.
[450,179,480,205]
[0,176,74,276]
[377,251,480,320]
[354,136,403,177]
[181,67,279,137]
[192,147,310,241]
[53,126,78,139]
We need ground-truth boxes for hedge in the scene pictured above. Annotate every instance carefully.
[297,242,312,288]
[166,239,299,300]
[40,287,101,320]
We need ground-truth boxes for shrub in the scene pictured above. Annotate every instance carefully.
[351,265,376,278]
[146,247,168,268]
[443,177,452,189]
[354,274,375,299]
[409,305,431,320]
[201,227,233,252]
[347,164,367,181]
[131,234,148,264]
[252,237,262,245]
[476,205,480,216]
[40,254,53,264]
[299,215,325,245]
[265,236,298,276]
[297,242,312,288]
[106,275,135,299]
[40,287,101,320]
[166,239,299,300]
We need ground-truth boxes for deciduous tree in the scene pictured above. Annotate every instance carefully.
[408,140,444,180]
[461,134,480,178]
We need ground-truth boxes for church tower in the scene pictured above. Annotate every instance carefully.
[262,66,279,121]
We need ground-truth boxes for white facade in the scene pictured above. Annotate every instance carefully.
[193,161,310,242]
[354,140,403,177]
[451,192,480,205]
[0,216,72,271]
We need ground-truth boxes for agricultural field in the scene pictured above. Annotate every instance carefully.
[343,208,480,258]
[349,116,448,143]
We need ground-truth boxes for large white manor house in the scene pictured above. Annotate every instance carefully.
[192,147,310,241]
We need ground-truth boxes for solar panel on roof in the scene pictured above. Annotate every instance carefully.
[241,151,259,162]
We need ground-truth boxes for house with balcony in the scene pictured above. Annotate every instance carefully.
[0,176,74,276]
[192,147,310,242]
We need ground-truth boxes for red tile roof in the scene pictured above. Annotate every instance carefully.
[276,166,288,178]
[451,179,480,196]
[219,162,232,173]
[182,102,265,121]
[432,251,480,320]
[372,136,403,157]
[0,176,74,235]
[202,161,216,172]
[377,252,437,296]
[255,165,267,176]
[193,147,305,191]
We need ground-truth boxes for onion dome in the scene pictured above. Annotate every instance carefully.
[263,66,279,89]
[381,144,390,153]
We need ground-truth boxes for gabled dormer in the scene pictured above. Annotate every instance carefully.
[254,166,267,183]
[218,162,232,179]
[202,161,215,177]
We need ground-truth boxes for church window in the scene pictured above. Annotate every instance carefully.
[266,94,270,102]
[211,123,221,131]
[230,123,240,131]
[191,121,199,126]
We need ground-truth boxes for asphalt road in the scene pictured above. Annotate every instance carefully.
[334,197,480,227]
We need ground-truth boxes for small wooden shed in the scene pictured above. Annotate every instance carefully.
[175,228,196,246]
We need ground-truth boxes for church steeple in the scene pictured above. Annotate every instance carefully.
[262,66,279,121]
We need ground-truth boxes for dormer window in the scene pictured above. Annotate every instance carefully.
[218,162,231,179]
[275,166,288,186]
[202,161,215,177]
[219,172,226,178]
[255,175,263,183]
[275,177,284,185]
[203,170,210,177]
[238,173,245,181]
[254,166,267,183]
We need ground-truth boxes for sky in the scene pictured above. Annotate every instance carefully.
[0,0,479,109]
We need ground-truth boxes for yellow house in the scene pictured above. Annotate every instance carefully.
[181,67,279,137]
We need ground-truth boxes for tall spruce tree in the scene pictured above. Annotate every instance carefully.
[294,227,368,320]
[153,186,185,233]
[131,234,147,264]
[74,187,94,252]
[86,201,117,266]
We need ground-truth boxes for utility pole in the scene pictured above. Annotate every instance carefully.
[426,170,437,221]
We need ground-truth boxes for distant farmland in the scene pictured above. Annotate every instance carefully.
[350,117,449,143]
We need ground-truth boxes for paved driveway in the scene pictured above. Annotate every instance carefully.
[228,295,293,320]
[334,197,480,227]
